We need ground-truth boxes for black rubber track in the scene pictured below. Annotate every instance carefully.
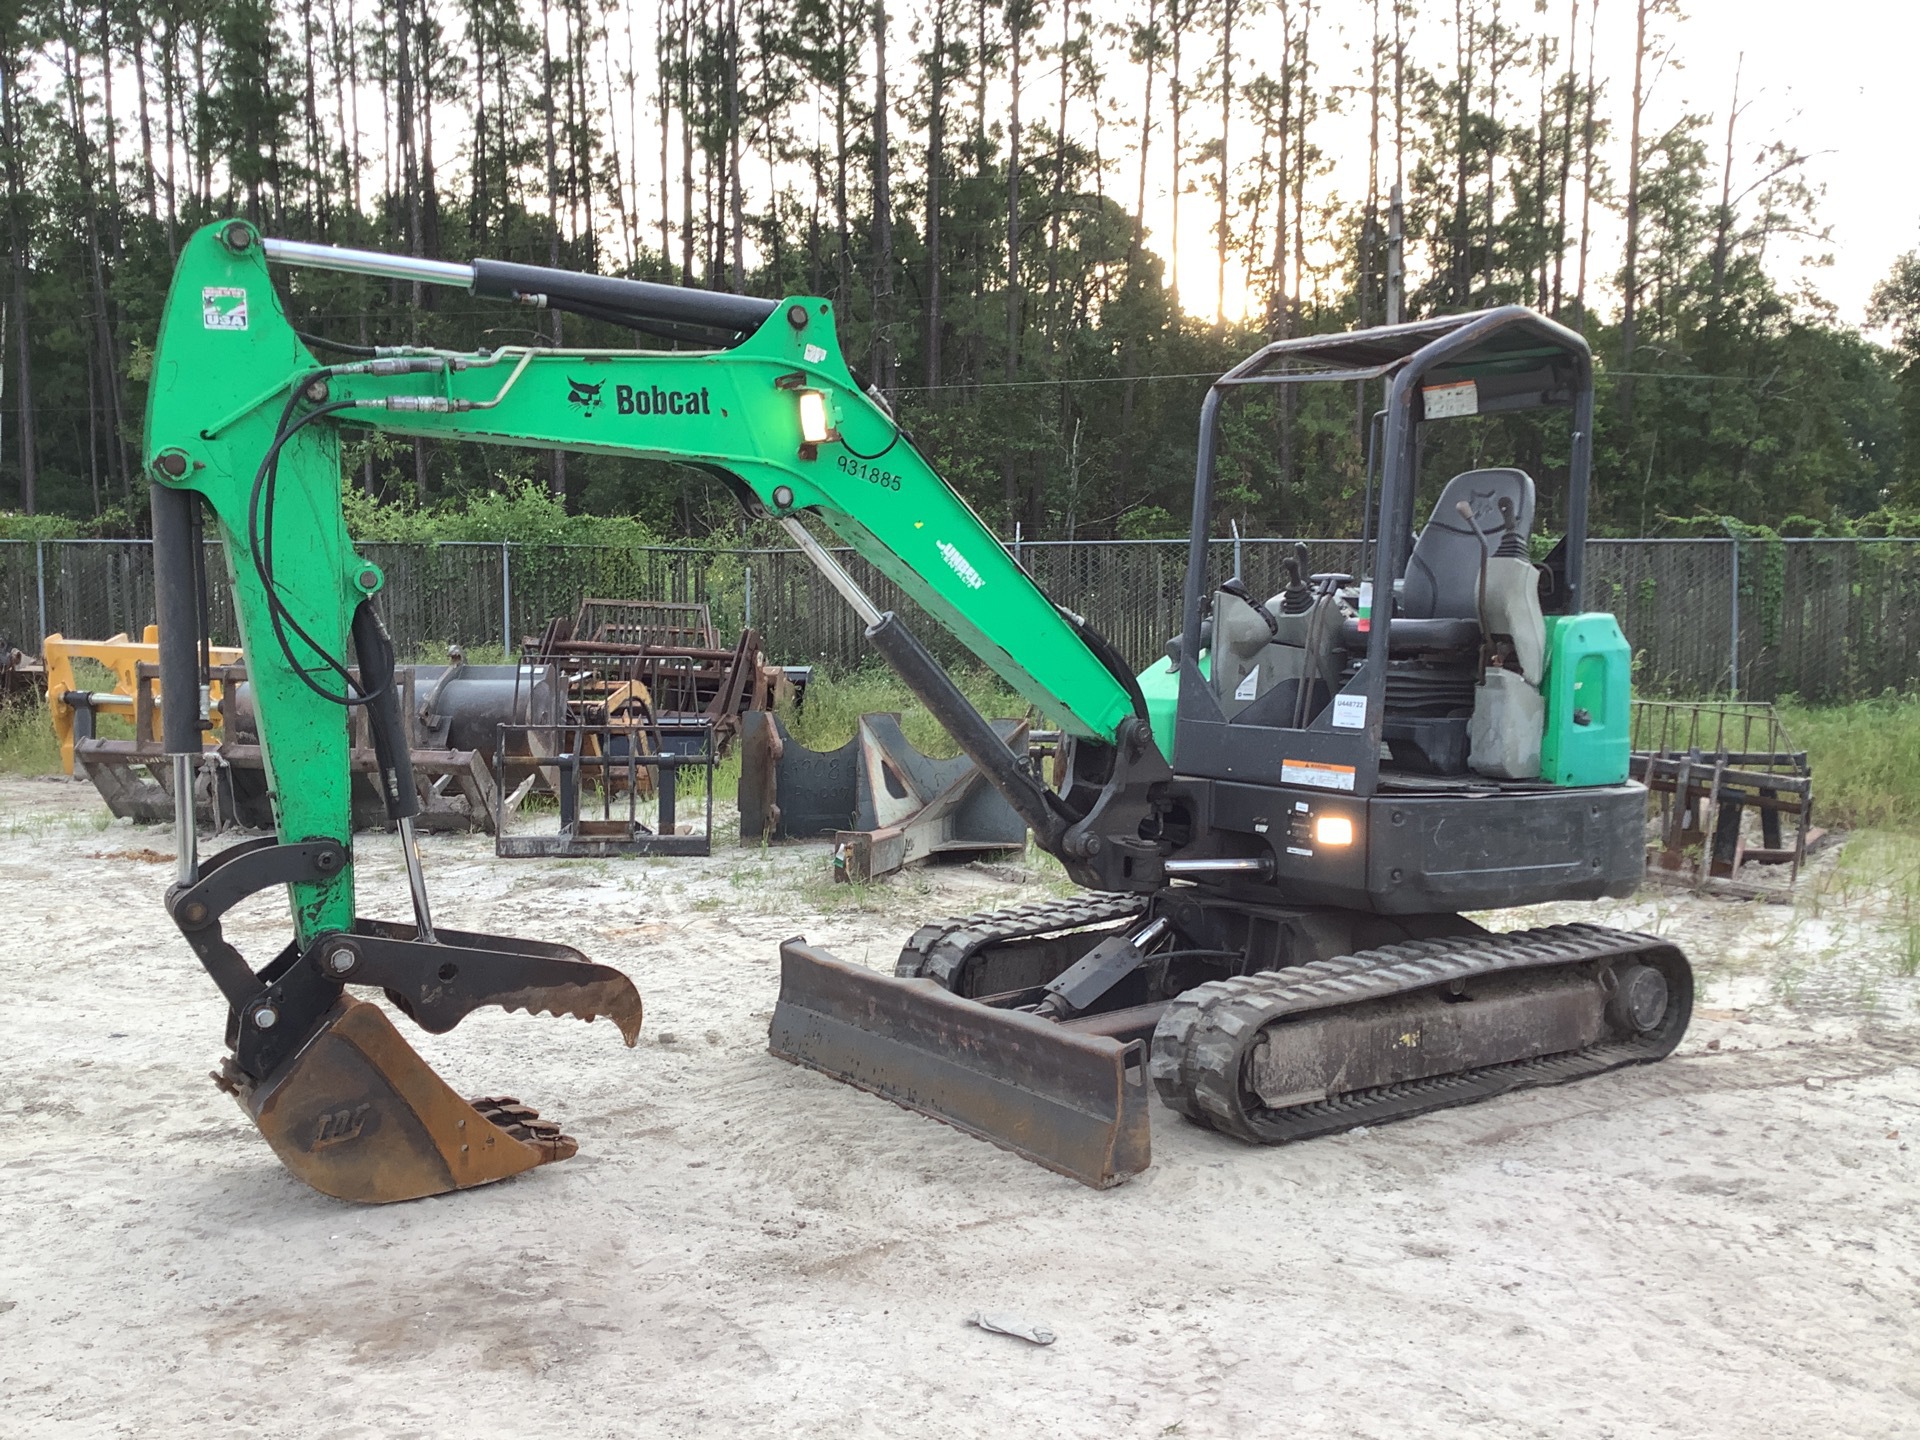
[895,891,1148,991]
[1150,923,1693,1144]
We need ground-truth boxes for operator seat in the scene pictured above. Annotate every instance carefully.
[1341,468,1537,652]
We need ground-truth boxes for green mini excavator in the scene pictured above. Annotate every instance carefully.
[145,219,1690,1201]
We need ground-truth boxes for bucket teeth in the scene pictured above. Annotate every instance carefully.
[470,1097,579,1161]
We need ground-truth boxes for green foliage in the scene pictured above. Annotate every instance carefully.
[1776,694,1920,834]
[778,663,1030,760]
[0,513,82,541]
[0,0,1906,548]
[341,477,661,548]
[0,700,61,776]
[1869,247,1920,506]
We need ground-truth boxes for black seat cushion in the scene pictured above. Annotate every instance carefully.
[1339,615,1480,653]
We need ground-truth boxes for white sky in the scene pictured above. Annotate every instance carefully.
[1148,0,1919,329]
[1658,0,1918,327]
[416,0,1920,334]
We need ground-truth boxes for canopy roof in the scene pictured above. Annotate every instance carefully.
[1219,305,1592,415]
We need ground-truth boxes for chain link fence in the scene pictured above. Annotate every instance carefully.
[3,535,1916,703]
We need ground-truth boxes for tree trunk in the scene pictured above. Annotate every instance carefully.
[728,0,746,288]
[1710,55,1743,317]
[131,15,159,221]
[1574,0,1598,316]
[1169,0,1184,310]
[541,0,567,498]
[925,0,946,400]
[1551,0,1578,315]
[1620,0,1648,420]
[1,40,36,511]
[1003,3,1025,524]
[1215,0,1233,327]
[871,0,895,392]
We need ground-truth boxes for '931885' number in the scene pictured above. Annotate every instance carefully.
[838,454,902,490]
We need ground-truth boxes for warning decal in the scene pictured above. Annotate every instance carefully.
[1281,758,1357,792]
[1422,379,1477,419]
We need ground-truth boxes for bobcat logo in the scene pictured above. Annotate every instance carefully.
[567,377,606,416]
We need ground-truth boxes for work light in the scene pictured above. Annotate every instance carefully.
[798,390,832,444]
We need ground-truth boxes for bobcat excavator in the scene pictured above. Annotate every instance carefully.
[145,218,1690,1202]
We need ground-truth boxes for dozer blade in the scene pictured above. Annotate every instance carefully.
[769,940,1151,1189]
[221,996,584,1204]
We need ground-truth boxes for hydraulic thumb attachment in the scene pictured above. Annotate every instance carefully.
[150,489,642,1203]
[165,819,644,1204]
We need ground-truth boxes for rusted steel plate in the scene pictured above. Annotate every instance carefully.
[768,940,1151,1189]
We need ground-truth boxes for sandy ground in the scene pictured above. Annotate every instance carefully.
[2,772,1917,1439]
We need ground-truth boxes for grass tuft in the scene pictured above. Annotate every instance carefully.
[0,700,62,777]
[1775,692,1920,835]
[779,663,1030,759]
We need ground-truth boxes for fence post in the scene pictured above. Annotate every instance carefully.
[500,541,512,655]
[744,564,754,629]
[34,539,47,644]
[1723,526,1740,698]
[1231,519,1242,580]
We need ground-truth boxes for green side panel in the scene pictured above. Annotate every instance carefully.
[1135,652,1207,767]
[143,222,365,942]
[1540,613,1632,787]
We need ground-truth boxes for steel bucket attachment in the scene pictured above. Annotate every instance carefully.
[738,712,1030,880]
[211,921,645,1203]
[222,997,584,1204]
[768,940,1151,1189]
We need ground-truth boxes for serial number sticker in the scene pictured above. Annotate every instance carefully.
[804,343,827,363]
[1282,759,1357,792]
[202,286,249,330]
[1331,693,1367,729]
[1422,379,1477,419]
[1233,669,1259,701]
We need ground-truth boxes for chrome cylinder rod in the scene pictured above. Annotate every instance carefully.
[781,516,883,627]
[171,755,198,887]
[396,815,438,944]
[1164,856,1273,877]
[262,237,474,290]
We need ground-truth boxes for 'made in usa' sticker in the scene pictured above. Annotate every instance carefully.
[202,287,249,331]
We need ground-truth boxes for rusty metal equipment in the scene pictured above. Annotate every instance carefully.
[525,597,798,758]
[737,710,1031,880]
[491,651,716,857]
[44,628,245,772]
[1,634,46,705]
[769,939,1151,1187]
[1630,699,1817,889]
[46,630,557,835]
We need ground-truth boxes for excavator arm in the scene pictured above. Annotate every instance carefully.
[144,220,1168,1201]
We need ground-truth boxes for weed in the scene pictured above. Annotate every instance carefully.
[778,663,1029,759]
[0,700,62,776]
[1775,693,1920,835]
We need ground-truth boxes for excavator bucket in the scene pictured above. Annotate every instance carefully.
[218,993,638,1204]
[769,940,1151,1189]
